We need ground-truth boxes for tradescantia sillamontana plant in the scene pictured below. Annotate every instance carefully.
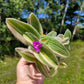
[6,13,71,77]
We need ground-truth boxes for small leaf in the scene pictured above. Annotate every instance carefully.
[49,67,58,77]
[58,62,67,68]
[55,37,69,44]
[57,34,64,39]
[64,29,71,40]
[62,37,69,43]
[40,38,49,43]
[47,31,57,37]
[28,13,43,35]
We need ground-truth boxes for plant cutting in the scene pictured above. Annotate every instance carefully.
[6,13,71,77]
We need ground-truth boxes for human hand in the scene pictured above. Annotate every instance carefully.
[16,57,45,84]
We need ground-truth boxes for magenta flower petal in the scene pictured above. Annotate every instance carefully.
[39,43,42,48]
[33,41,43,52]
[35,48,40,52]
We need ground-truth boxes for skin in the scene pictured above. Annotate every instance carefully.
[16,57,45,84]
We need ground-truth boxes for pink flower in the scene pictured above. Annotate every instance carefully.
[33,41,43,52]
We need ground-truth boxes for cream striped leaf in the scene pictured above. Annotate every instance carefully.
[64,29,71,40]
[15,48,36,63]
[49,67,58,77]
[6,18,40,45]
[65,45,70,50]
[47,31,57,37]
[23,33,58,68]
[16,47,51,77]
[57,34,64,39]
[33,45,58,68]
[28,13,43,35]
[16,47,57,77]
[58,62,67,68]
[41,36,70,58]
[23,32,39,46]
[36,60,50,77]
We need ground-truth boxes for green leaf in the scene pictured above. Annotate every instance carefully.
[57,34,64,39]
[47,31,57,37]
[15,47,36,63]
[23,34,58,68]
[64,29,71,40]
[49,67,58,77]
[61,37,70,46]
[62,37,69,43]
[15,47,52,77]
[40,38,49,43]
[36,60,50,77]
[58,62,67,68]
[65,45,70,50]
[28,13,43,35]
[23,32,39,46]
[41,36,70,58]
[33,45,58,68]
[6,18,40,45]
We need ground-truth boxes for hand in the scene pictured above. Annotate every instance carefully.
[16,57,45,84]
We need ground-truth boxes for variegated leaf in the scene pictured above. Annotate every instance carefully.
[15,47,36,63]
[40,38,49,43]
[41,36,70,58]
[49,67,58,77]
[23,32,39,46]
[55,37,69,44]
[28,13,43,35]
[57,34,64,39]
[47,31,57,37]
[23,33,58,68]
[64,29,71,40]
[58,62,67,68]
[16,47,58,77]
[29,44,58,68]
[6,18,40,45]
[65,45,70,50]
[16,47,50,77]
[36,60,50,77]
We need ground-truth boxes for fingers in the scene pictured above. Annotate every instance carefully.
[34,73,45,78]
[28,64,45,80]
[17,57,45,80]
[28,73,45,80]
